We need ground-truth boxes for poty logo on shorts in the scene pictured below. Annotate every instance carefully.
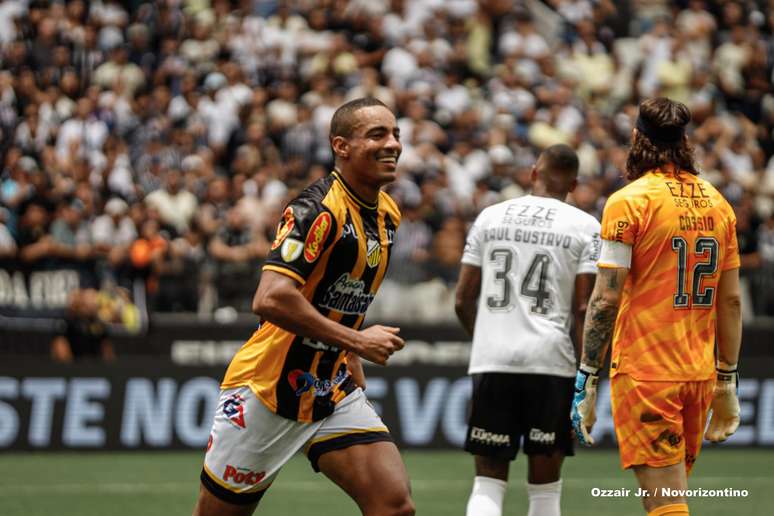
[287,366,348,397]
[223,465,266,486]
[470,427,511,446]
[528,428,556,444]
[223,393,246,429]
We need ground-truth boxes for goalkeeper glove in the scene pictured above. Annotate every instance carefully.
[571,364,599,446]
[704,361,740,443]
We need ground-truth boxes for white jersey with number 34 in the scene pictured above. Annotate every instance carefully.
[462,195,601,377]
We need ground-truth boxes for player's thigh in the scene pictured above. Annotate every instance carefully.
[309,388,413,514]
[197,386,319,513]
[632,462,687,512]
[611,375,686,470]
[464,374,521,465]
[521,374,574,482]
[318,440,413,515]
[473,454,510,481]
[680,379,715,475]
[193,484,258,516]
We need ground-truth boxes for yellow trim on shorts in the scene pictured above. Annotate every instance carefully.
[202,463,270,494]
[262,264,306,285]
[304,426,389,453]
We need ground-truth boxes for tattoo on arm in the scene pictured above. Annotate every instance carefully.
[581,268,625,369]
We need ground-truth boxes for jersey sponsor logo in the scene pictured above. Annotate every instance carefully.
[528,428,556,444]
[281,238,303,262]
[223,393,246,429]
[319,273,375,315]
[342,222,358,239]
[287,365,348,397]
[470,426,511,446]
[304,212,332,262]
[271,207,295,250]
[223,465,266,485]
[366,238,381,268]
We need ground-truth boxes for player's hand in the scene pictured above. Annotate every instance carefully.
[705,362,740,443]
[355,325,404,365]
[571,364,599,446]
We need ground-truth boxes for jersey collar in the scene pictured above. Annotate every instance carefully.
[331,170,378,210]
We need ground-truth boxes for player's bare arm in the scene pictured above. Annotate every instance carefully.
[705,266,743,443]
[716,267,742,366]
[454,264,482,337]
[572,273,595,359]
[348,353,367,390]
[581,267,628,369]
[252,271,404,365]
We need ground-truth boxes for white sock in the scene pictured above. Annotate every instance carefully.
[466,476,507,516]
[527,479,562,516]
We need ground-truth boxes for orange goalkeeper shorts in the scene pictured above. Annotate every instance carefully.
[610,374,714,475]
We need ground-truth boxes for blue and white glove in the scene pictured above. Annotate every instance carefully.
[705,361,740,443]
[571,364,599,446]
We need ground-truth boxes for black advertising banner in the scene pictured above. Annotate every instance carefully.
[1,361,773,451]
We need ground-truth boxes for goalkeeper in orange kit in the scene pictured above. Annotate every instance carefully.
[571,98,742,516]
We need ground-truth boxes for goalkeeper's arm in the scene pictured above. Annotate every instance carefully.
[705,267,742,442]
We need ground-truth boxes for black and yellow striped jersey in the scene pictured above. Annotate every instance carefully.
[221,170,401,422]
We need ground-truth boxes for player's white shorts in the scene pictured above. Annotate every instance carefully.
[201,385,392,505]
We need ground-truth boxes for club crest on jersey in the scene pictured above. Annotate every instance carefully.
[223,393,246,429]
[271,207,295,250]
[281,238,303,262]
[366,238,381,268]
[304,212,332,262]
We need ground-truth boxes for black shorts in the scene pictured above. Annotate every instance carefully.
[464,373,575,461]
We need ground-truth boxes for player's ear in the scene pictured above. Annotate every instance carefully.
[568,178,578,193]
[331,136,350,160]
[530,166,537,183]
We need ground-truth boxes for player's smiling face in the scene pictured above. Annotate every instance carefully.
[347,106,402,187]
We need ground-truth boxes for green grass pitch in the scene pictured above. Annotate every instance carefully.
[1,448,771,515]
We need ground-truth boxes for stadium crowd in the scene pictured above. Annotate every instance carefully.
[1,0,774,321]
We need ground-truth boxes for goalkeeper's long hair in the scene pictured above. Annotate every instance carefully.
[625,97,699,181]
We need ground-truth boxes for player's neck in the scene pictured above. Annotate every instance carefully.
[334,167,380,204]
[530,187,566,202]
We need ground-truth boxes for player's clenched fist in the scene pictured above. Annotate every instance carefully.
[356,325,404,365]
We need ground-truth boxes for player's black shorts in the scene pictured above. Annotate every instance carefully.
[464,373,575,461]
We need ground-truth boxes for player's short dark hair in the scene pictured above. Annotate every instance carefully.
[540,144,579,174]
[626,97,698,180]
[329,97,390,140]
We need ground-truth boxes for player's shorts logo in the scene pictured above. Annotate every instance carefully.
[271,206,295,250]
[223,393,246,429]
[223,465,266,485]
[366,238,381,268]
[470,426,511,446]
[528,428,556,444]
[287,365,348,397]
[304,212,332,262]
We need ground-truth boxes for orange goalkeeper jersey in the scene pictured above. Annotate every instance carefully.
[599,167,740,381]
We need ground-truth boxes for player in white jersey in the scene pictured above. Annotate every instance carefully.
[455,145,600,516]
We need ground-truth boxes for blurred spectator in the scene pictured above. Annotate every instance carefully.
[50,288,115,363]
[208,207,269,311]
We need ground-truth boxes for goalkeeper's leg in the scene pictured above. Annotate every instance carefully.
[633,462,689,514]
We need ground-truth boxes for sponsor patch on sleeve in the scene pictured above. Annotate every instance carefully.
[304,212,332,263]
[281,238,304,262]
[271,206,295,251]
